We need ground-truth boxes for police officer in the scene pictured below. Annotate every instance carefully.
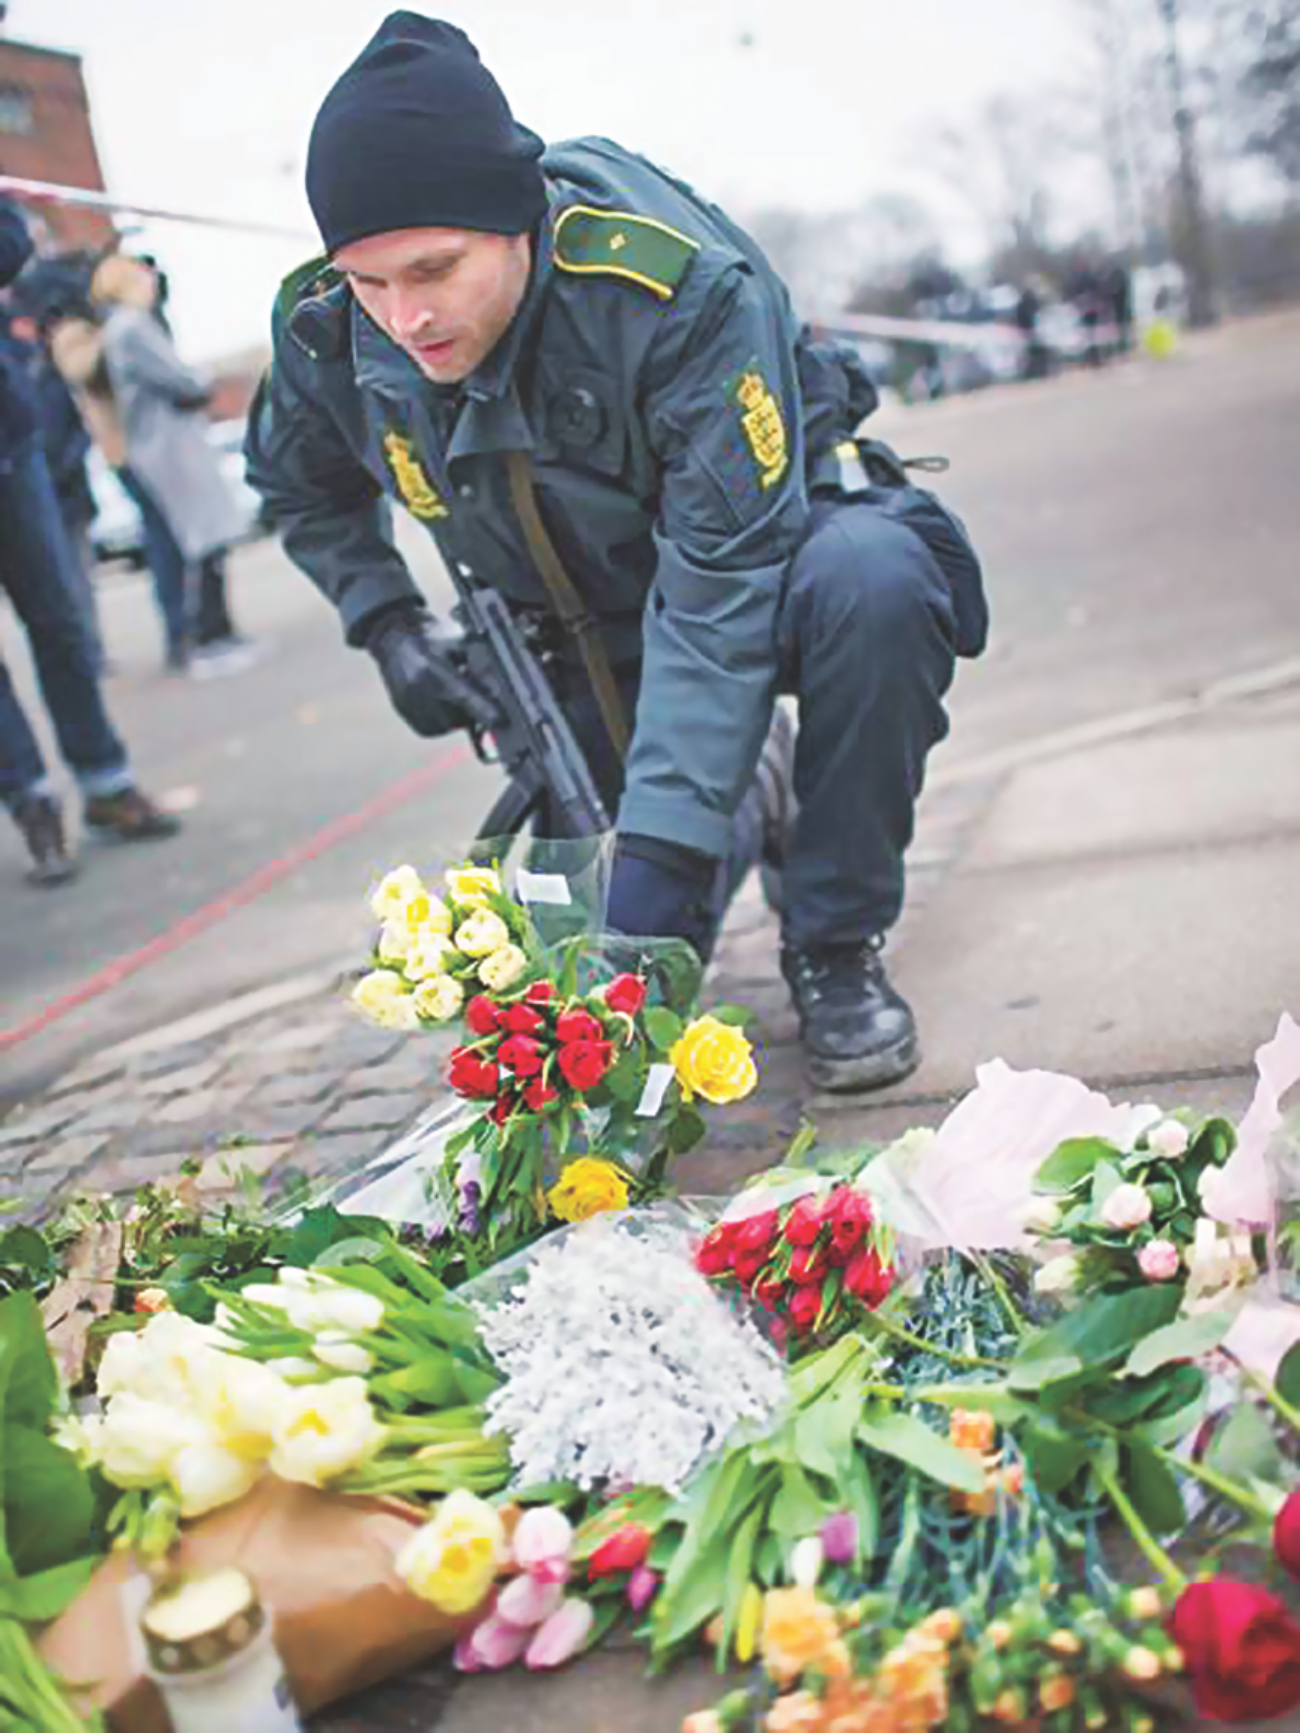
[245,12,988,1092]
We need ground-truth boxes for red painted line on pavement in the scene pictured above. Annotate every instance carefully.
[0,744,472,1053]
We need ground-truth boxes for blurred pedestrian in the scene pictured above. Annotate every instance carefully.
[1065,257,1107,369]
[1013,281,1051,382]
[0,199,180,887]
[1105,260,1134,356]
[90,254,254,677]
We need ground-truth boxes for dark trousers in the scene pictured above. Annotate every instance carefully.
[557,491,962,952]
[0,440,131,810]
[116,468,236,652]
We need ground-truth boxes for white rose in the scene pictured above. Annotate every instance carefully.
[351,970,421,1031]
[377,920,413,964]
[370,864,426,923]
[269,1377,386,1487]
[455,908,511,958]
[1147,1119,1190,1159]
[1033,1254,1081,1296]
[444,865,502,908]
[478,945,528,992]
[170,1439,262,1518]
[405,929,459,982]
[413,973,465,1023]
[1100,1183,1153,1231]
[313,1332,375,1375]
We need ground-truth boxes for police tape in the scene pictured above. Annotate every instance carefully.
[0,174,313,241]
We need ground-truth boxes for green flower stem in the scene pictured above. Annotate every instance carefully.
[1152,1446,1274,1520]
[868,1311,1006,1371]
[1092,1456,1187,1593]
[1235,1361,1300,1436]
[970,1250,1029,1340]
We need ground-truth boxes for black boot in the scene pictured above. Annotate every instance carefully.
[781,937,919,1093]
[83,787,181,843]
[756,703,797,914]
[13,794,77,888]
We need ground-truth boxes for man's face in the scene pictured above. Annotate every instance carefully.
[334,226,531,384]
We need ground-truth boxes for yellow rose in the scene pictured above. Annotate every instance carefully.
[351,970,420,1031]
[445,865,502,908]
[455,908,511,957]
[405,929,459,981]
[547,1157,630,1224]
[478,944,527,991]
[369,864,425,923]
[413,973,465,1023]
[396,1488,507,1615]
[669,1015,758,1105]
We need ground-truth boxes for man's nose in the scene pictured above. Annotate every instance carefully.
[389,286,434,339]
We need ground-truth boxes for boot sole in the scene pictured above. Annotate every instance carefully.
[806,1034,921,1094]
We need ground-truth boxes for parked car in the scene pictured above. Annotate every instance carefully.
[87,417,268,566]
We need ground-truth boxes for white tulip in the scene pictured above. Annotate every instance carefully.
[1034,1254,1081,1296]
[790,1535,824,1589]
[405,931,459,981]
[377,920,413,963]
[96,1394,207,1488]
[270,1377,386,1487]
[413,973,465,1023]
[241,1282,292,1312]
[478,945,527,992]
[266,1357,321,1380]
[195,1355,288,1460]
[313,1333,375,1375]
[369,864,426,924]
[455,908,511,958]
[170,1439,262,1518]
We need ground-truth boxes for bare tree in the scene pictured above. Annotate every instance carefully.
[1156,0,1220,323]
[921,90,1073,266]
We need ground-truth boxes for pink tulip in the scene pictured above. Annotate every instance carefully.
[459,1612,532,1671]
[821,1510,859,1564]
[512,1506,574,1584]
[452,1631,485,1674]
[627,1563,659,1612]
[496,1572,565,1629]
[524,1597,594,1669]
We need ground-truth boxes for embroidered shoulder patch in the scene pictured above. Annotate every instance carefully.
[553,205,699,301]
[383,431,448,521]
[731,367,788,491]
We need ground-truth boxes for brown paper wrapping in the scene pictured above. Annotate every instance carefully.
[39,1478,477,1730]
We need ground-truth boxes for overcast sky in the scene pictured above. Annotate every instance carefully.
[17,0,1091,362]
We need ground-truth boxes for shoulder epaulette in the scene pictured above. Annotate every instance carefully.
[553,205,699,302]
[275,253,344,322]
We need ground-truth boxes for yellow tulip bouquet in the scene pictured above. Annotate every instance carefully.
[352,862,761,1257]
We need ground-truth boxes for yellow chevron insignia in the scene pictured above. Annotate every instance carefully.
[553,205,698,301]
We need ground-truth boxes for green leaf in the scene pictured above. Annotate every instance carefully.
[312,1236,388,1268]
[1090,1157,1124,1212]
[664,1107,707,1156]
[1189,1117,1236,1168]
[643,1008,684,1050]
[857,1407,985,1493]
[1036,1137,1118,1194]
[0,1555,95,1621]
[720,1499,765,1658]
[0,1227,54,1274]
[3,1427,97,1578]
[1119,1443,1186,1536]
[706,1005,750,1027]
[770,1466,832,1539]
[1020,1424,1089,1495]
[1124,1311,1234,1379]
[1277,1342,1300,1412]
[603,1060,645,1103]
[1208,1399,1285,1486]
[1009,1286,1182,1392]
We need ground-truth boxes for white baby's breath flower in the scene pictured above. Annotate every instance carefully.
[476,1218,787,1493]
[479,945,527,991]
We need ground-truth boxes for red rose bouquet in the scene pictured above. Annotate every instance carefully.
[694,1183,895,1351]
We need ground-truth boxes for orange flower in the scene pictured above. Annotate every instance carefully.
[949,1407,996,1451]
[761,1588,850,1685]
[766,1691,827,1733]
[133,1287,172,1314]
[1040,1674,1076,1713]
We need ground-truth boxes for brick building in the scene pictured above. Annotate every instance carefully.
[0,32,115,251]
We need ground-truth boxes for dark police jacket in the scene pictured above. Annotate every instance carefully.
[0,198,38,465]
[246,137,877,859]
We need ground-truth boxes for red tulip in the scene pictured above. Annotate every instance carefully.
[753,1273,788,1310]
[523,1077,560,1114]
[789,1285,823,1333]
[588,1522,652,1580]
[556,1039,613,1092]
[783,1194,826,1248]
[788,1243,830,1286]
[448,1047,500,1099]
[731,1247,768,1286]
[556,1007,604,1045]
[502,1002,546,1035]
[491,1092,519,1127]
[733,1211,779,1256]
[694,1225,738,1277]
[844,1246,893,1307]
[465,995,503,1037]
[604,973,648,1016]
[1274,1490,1300,1580]
[827,1188,874,1264]
[524,982,555,1006]
[1169,1577,1300,1722]
[498,1034,545,1078]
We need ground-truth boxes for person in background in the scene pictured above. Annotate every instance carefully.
[0,197,180,886]
[90,254,254,678]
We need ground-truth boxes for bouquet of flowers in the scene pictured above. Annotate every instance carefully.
[1025,1111,1264,1302]
[351,860,761,1254]
[694,1181,896,1351]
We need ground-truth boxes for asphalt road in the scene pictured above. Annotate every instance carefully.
[2,311,1297,1106]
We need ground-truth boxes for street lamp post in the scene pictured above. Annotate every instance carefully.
[1156,0,1218,328]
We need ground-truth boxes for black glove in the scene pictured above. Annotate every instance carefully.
[361,603,498,739]
[606,833,720,962]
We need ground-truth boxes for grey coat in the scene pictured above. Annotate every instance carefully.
[101,307,245,561]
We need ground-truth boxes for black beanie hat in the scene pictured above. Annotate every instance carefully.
[306,12,547,253]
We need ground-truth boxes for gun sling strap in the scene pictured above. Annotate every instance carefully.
[505,450,630,763]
